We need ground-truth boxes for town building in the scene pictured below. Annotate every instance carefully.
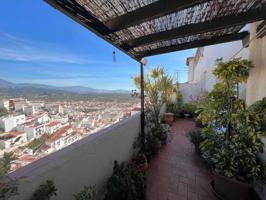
[0,100,10,111]
[17,123,46,140]
[0,114,26,132]
[0,131,27,149]
[46,125,81,151]
[24,105,37,116]
[184,38,249,102]
[45,121,62,135]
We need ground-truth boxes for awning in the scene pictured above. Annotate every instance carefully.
[45,0,266,61]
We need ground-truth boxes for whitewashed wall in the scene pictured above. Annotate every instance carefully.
[179,83,202,103]
[193,41,249,92]
[10,114,140,200]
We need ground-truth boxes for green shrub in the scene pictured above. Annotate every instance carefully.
[248,97,266,133]
[30,180,57,200]
[182,103,197,117]
[104,161,146,200]
[197,58,265,183]
[187,129,203,149]
[74,185,98,200]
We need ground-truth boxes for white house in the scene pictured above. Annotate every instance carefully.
[35,112,49,124]
[0,114,26,132]
[46,125,80,152]
[45,121,62,135]
[24,105,37,116]
[183,40,249,102]
[14,101,26,112]
[17,123,46,140]
[51,114,68,124]
[0,131,27,149]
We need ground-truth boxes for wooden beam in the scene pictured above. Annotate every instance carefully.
[127,7,266,48]
[257,20,266,38]
[105,0,212,32]
[138,32,249,58]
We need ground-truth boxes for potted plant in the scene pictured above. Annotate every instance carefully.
[187,128,203,154]
[74,185,98,200]
[30,180,57,200]
[182,103,196,118]
[163,112,174,125]
[159,132,168,145]
[195,118,204,128]
[153,137,162,150]
[130,153,148,173]
[104,161,146,200]
[198,59,265,200]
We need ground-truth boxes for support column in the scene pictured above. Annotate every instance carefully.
[140,61,145,140]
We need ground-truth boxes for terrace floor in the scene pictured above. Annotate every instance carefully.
[146,119,217,200]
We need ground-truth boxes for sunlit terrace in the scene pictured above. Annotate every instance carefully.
[1,0,266,200]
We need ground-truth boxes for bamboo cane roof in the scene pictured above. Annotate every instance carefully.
[45,0,266,61]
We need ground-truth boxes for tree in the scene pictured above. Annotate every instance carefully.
[0,152,18,200]
[198,58,265,182]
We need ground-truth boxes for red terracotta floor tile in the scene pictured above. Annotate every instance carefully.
[146,119,217,200]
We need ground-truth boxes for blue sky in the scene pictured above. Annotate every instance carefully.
[0,1,195,90]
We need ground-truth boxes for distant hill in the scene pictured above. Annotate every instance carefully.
[0,79,130,95]
[0,79,15,88]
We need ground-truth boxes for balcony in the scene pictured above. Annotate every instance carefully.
[1,1,265,200]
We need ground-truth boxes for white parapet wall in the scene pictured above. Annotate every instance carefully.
[10,114,140,200]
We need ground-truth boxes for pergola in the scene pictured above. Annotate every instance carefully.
[44,0,266,135]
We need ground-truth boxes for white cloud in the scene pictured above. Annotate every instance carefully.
[0,32,109,65]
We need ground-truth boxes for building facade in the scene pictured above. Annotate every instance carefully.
[0,114,26,132]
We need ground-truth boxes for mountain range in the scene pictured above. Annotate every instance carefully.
[0,79,129,95]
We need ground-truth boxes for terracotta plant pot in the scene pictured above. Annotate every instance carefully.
[163,113,174,125]
[213,170,251,200]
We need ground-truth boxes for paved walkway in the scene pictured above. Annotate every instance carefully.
[146,119,217,200]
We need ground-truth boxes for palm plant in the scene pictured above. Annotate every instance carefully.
[134,67,179,107]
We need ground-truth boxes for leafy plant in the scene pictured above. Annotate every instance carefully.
[134,67,179,106]
[187,129,203,149]
[182,103,197,117]
[248,97,266,133]
[197,58,265,183]
[30,180,57,200]
[104,161,146,200]
[0,152,18,200]
[131,153,147,165]
[74,185,98,200]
